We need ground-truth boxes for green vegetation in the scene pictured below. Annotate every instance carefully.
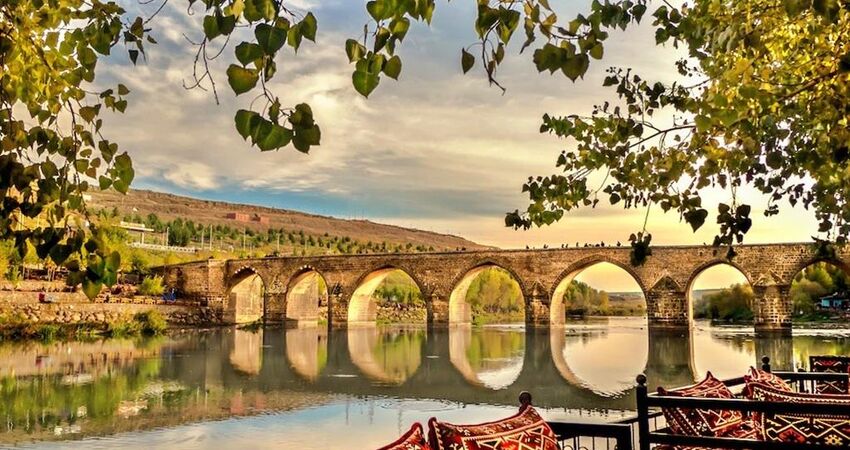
[694,285,755,322]
[5,0,849,293]
[466,268,524,325]
[138,276,165,297]
[791,263,848,319]
[562,280,610,316]
[561,281,646,317]
[374,271,424,307]
[0,310,167,342]
[694,263,849,322]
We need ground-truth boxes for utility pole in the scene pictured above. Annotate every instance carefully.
[242,228,246,251]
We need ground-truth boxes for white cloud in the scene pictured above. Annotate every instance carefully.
[96,1,823,249]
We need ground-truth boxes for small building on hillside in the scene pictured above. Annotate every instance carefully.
[252,214,269,225]
[818,292,850,310]
[226,212,250,222]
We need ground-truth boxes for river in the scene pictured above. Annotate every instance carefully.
[1,317,849,449]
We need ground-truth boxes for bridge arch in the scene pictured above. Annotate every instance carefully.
[347,265,425,326]
[686,261,753,323]
[786,256,850,287]
[448,260,526,326]
[284,266,328,327]
[549,257,647,326]
[226,266,266,324]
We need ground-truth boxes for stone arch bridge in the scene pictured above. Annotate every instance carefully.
[157,243,845,330]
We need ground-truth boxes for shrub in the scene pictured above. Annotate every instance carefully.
[35,324,61,342]
[105,317,141,338]
[134,310,167,335]
[138,276,165,296]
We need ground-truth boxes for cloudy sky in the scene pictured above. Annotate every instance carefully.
[98,1,820,290]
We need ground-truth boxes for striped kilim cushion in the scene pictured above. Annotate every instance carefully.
[377,422,431,450]
[428,406,558,450]
[749,383,850,445]
[658,372,743,437]
[810,355,850,395]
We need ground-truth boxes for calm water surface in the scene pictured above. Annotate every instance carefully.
[2,317,850,449]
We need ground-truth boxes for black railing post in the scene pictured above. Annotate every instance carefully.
[519,391,532,412]
[761,355,771,372]
[635,374,650,450]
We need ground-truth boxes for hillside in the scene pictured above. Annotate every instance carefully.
[88,189,489,252]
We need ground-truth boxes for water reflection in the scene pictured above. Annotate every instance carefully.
[229,329,263,375]
[3,319,850,448]
[556,318,649,396]
[285,327,327,381]
[449,326,525,389]
[349,327,424,385]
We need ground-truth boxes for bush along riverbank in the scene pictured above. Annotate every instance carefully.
[0,310,168,342]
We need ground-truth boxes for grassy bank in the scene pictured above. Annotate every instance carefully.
[0,310,168,342]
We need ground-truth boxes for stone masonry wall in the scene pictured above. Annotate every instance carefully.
[1,302,222,326]
[157,242,842,330]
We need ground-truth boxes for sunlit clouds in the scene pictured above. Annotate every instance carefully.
[105,0,819,259]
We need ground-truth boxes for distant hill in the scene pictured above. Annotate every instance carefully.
[88,189,489,252]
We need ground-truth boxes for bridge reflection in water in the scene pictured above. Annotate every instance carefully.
[182,320,796,411]
[0,319,816,446]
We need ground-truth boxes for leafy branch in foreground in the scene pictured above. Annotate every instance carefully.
[4,0,850,298]
[503,0,850,262]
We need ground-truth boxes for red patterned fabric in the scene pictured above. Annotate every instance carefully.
[742,367,791,399]
[654,419,760,450]
[749,382,850,445]
[657,372,743,437]
[377,422,431,450]
[428,406,558,450]
[810,355,850,394]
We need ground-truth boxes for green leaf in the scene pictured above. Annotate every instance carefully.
[684,208,708,231]
[235,109,261,140]
[383,55,402,80]
[560,54,589,81]
[352,70,380,97]
[79,105,99,122]
[694,115,711,132]
[82,278,102,300]
[366,0,392,21]
[589,43,603,59]
[255,24,286,54]
[117,84,130,96]
[226,65,259,95]
[345,39,366,63]
[255,121,293,151]
[203,15,221,39]
[302,12,318,42]
[244,0,276,22]
[461,49,475,73]
[390,17,410,40]
[292,125,321,153]
[235,42,264,65]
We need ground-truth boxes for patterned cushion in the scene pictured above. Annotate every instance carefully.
[377,422,431,450]
[658,372,743,437]
[654,419,760,450]
[810,355,850,394]
[749,382,850,445]
[428,406,558,450]
[743,367,792,399]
